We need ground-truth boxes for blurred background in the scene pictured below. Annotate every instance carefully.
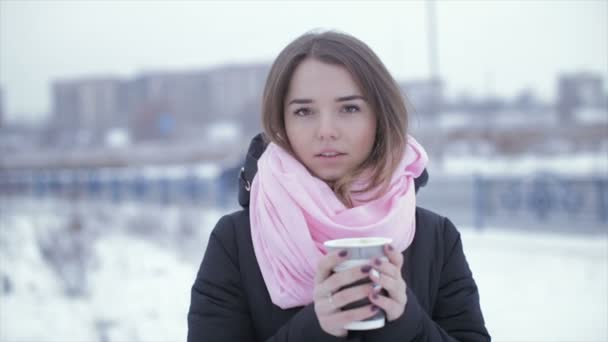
[0,1,606,341]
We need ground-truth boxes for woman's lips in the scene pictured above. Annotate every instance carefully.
[315,153,347,162]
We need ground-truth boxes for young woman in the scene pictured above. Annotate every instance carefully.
[188,30,490,341]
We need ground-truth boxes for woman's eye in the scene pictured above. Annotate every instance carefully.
[294,108,312,116]
[342,105,360,113]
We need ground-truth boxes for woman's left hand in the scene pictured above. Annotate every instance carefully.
[367,244,408,322]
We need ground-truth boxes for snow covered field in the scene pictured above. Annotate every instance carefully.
[0,197,606,342]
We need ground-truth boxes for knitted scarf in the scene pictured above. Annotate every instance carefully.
[249,135,428,309]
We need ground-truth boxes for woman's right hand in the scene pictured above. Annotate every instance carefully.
[312,250,380,337]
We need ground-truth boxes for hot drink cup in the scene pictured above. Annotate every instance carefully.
[323,237,392,330]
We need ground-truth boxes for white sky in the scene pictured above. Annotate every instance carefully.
[0,0,606,123]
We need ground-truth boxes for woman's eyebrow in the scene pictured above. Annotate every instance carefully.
[287,95,365,106]
[335,95,365,102]
[287,98,313,106]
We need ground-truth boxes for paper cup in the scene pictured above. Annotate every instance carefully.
[323,237,392,330]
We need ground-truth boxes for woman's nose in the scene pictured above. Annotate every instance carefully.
[316,112,340,140]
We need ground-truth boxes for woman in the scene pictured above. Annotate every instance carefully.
[188,30,490,341]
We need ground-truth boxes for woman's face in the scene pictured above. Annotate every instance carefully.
[284,58,377,183]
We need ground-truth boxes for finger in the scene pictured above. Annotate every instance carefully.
[317,264,373,299]
[330,304,380,328]
[384,244,403,268]
[315,282,374,315]
[368,291,408,322]
[369,268,406,302]
[315,249,349,285]
[371,256,401,280]
[330,283,375,311]
[314,292,338,315]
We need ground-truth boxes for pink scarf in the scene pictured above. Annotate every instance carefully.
[249,135,428,309]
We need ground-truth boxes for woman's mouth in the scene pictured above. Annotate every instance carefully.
[316,152,347,160]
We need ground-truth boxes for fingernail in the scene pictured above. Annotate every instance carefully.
[371,305,379,311]
[370,269,380,279]
[338,250,348,258]
[387,244,394,251]
[372,283,382,292]
[361,265,372,273]
[372,293,379,300]
[374,258,382,266]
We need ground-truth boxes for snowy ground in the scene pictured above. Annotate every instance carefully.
[0,197,606,342]
[461,228,607,341]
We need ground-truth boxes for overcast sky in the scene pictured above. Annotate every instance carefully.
[0,0,606,123]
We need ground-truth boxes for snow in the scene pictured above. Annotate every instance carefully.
[137,163,220,180]
[438,112,470,129]
[461,227,608,341]
[105,128,131,148]
[192,163,220,179]
[575,107,608,125]
[0,209,96,342]
[441,153,608,177]
[206,122,240,143]
[0,198,606,342]
[85,234,194,342]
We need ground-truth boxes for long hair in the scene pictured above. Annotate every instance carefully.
[261,30,409,207]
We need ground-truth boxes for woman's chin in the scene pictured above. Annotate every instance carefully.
[313,171,343,184]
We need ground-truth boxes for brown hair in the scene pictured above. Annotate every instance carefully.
[261,30,409,207]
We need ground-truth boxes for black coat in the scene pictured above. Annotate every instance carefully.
[188,135,490,341]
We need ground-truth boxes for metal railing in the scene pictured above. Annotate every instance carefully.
[2,168,606,234]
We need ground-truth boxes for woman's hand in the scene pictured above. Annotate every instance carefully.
[313,250,380,337]
[367,244,408,321]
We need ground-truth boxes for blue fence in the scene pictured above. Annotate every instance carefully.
[414,173,607,234]
[0,166,241,207]
[472,174,608,232]
[2,168,606,233]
